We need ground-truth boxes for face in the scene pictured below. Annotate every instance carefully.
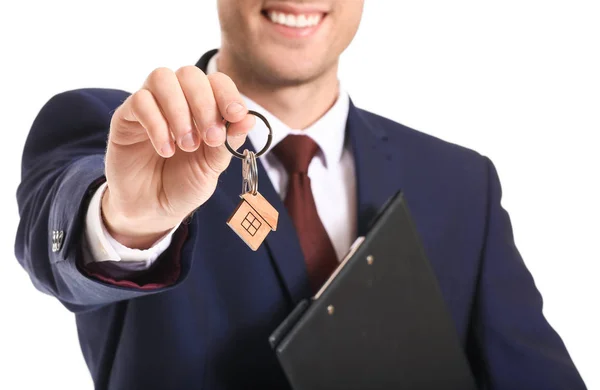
[217,0,364,86]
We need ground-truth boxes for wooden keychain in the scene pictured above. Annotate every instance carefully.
[224,110,279,251]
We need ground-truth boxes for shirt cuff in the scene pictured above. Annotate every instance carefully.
[83,182,180,268]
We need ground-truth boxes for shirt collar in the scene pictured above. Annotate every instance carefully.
[206,52,349,167]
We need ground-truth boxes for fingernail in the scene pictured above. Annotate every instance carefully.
[226,102,244,115]
[180,132,198,150]
[205,126,225,146]
[160,141,174,156]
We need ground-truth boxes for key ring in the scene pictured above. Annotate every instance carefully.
[224,110,272,159]
[242,149,259,195]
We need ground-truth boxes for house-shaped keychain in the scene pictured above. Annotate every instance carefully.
[227,192,279,251]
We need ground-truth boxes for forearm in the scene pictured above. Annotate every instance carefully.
[15,89,194,312]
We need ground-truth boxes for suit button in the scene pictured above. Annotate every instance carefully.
[52,230,64,252]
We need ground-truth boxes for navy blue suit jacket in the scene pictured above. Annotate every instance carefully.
[15,50,585,389]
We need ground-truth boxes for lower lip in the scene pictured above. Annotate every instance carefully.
[263,13,326,38]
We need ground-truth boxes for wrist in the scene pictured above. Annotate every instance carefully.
[101,187,178,249]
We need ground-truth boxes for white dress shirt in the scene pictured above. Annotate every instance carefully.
[82,54,356,268]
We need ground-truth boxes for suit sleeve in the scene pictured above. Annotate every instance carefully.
[14,88,194,312]
[470,157,587,389]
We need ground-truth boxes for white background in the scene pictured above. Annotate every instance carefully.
[0,1,598,389]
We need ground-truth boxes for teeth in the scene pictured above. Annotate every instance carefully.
[267,11,322,28]
[297,14,308,27]
[277,12,286,24]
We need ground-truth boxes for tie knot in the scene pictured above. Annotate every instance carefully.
[272,135,319,174]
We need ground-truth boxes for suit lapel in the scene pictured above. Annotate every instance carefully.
[346,100,401,237]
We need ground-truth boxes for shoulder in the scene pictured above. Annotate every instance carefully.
[31,88,132,135]
[39,87,131,116]
[23,88,132,166]
[358,108,484,165]
[356,108,492,197]
[30,87,132,135]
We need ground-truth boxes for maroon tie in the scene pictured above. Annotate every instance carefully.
[272,135,339,292]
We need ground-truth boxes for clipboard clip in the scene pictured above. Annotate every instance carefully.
[314,236,367,300]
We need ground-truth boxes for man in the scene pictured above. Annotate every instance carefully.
[15,0,585,389]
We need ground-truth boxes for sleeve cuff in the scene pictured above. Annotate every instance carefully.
[83,182,181,268]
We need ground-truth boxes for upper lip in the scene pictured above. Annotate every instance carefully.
[262,2,330,15]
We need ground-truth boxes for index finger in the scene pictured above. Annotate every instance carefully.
[207,72,247,123]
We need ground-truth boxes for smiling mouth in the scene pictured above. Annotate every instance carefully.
[261,9,326,29]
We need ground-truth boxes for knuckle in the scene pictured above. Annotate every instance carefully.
[168,101,193,133]
[147,67,174,88]
[207,71,233,87]
[175,65,204,81]
[192,101,218,122]
[172,108,192,129]
[187,93,218,124]
[208,73,239,104]
[130,89,152,108]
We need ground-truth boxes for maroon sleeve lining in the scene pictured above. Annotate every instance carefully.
[82,223,189,290]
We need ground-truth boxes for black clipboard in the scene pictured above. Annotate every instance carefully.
[269,192,477,390]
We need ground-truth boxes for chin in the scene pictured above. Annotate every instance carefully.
[256,49,331,85]
[266,63,323,86]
